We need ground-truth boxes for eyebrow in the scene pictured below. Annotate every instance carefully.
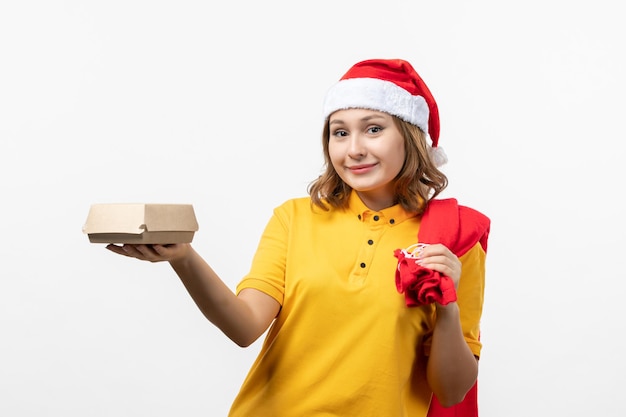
[329,113,388,126]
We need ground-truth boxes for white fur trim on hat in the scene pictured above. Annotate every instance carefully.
[323,77,447,167]
[428,145,448,167]
[323,78,430,136]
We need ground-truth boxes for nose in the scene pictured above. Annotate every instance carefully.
[347,135,366,159]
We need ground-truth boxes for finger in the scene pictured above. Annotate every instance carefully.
[418,254,461,280]
[133,244,165,262]
[419,243,452,258]
[418,254,454,268]
[106,244,136,257]
[419,259,455,276]
[152,244,175,256]
[116,244,152,260]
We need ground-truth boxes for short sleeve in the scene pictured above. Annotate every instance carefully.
[236,204,291,305]
[456,242,486,357]
[422,241,486,357]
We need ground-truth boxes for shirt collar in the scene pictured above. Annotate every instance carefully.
[348,190,417,226]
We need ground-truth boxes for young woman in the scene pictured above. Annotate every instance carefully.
[106,58,490,417]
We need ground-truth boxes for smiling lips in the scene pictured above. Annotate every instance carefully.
[348,163,377,174]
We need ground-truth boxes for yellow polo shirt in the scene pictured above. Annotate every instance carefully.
[230,192,485,417]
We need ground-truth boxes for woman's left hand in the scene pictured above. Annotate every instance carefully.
[417,244,462,289]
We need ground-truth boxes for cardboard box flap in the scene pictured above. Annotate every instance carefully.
[82,204,199,235]
[83,204,146,234]
[144,204,199,232]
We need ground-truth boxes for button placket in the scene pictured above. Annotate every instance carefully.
[351,212,385,282]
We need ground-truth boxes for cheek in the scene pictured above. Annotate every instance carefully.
[388,145,406,175]
[328,142,343,169]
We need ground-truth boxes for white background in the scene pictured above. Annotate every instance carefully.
[1,1,624,416]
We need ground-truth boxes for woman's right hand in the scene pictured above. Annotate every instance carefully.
[106,243,192,263]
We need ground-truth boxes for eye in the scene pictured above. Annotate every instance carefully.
[332,129,348,138]
[367,126,383,134]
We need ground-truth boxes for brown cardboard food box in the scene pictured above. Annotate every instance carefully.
[83,203,199,244]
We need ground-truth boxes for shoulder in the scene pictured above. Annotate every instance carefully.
[458,204,490,224]
[274,196,312,212]
[275,195,344,214]
[427,198,490,227]
[272,196,346,227]
[456,203,490,255]
[271,196,315,223]
[424,198,491,256]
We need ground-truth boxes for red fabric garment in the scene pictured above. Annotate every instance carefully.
[417,198,490,257]
[428,382,479,417]
[394,247,458,306]
[394,198,490,307]
[393,198,490,417]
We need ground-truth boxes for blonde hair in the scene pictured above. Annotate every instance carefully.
[308,116,448,215]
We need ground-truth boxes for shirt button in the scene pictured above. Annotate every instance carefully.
[390,219,395,224]
[367,239,374,245]
[373,215,380,221]
[360,262,366,268]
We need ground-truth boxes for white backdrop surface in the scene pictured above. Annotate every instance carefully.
[1,1,624,416]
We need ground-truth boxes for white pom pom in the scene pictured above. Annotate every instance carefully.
[429,146,448,167]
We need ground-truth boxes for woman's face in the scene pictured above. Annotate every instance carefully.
[328,109,405,211]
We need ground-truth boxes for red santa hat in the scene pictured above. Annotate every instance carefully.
[323,58,447,166]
